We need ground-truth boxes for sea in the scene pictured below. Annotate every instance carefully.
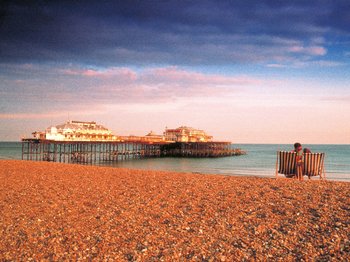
[0,142,349,182]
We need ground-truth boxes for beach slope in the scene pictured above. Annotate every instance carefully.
[0,160,349,260]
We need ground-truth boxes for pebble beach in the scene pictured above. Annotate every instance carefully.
[1,160,349,261]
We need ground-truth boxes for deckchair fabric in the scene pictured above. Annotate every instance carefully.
[303,153,325,177]
[278,151,297,177]
[277,151,325,179]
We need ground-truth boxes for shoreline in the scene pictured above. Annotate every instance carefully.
[1,142,350,182]
[1,160,349,260]
[68,162,350,183]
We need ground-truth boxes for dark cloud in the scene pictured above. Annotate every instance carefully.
[0,0,349,66]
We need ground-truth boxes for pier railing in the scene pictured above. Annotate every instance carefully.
[22,139,245,164]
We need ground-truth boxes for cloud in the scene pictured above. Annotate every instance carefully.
[0,112,71,120]
[288,45,327,56]
[0,65,263,116]
[313,60,345,67]
[0,107,106,120]
[140,67,261,87]
[0,1,348,66]
[63,66,262,102]
[266,59,345,69]
[266,64,286,68]
[62,67,138,81]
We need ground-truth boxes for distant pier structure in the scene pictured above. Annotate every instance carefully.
[22,121,245,164]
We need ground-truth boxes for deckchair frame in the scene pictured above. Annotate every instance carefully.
[275,151,326,180]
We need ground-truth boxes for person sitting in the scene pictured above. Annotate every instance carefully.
[292,142,301,152]
[293,142,304,180]
[303,148,311,153]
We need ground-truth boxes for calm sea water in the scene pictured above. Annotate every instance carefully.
[1,142,349,181]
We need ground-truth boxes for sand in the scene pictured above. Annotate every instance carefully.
[0,160,349,261]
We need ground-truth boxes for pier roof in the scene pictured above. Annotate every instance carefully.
[51,121,109,131]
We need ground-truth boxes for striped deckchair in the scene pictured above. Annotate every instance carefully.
[303,153,325,179]
[275,151,325,179]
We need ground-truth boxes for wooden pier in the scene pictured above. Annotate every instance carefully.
[22,139,245,164]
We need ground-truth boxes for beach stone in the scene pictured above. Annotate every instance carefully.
[0,160,349,261]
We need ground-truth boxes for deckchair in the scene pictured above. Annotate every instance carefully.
[275,151,325,180]
[303,153,326,179]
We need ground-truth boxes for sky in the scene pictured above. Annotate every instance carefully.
[0,0,350,143]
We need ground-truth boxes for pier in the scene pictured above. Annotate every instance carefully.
[21,139,245,164]
[160,142,244,157]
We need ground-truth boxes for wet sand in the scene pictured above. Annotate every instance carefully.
[0,160,349,260]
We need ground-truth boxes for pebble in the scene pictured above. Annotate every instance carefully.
[1,160,349,260]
